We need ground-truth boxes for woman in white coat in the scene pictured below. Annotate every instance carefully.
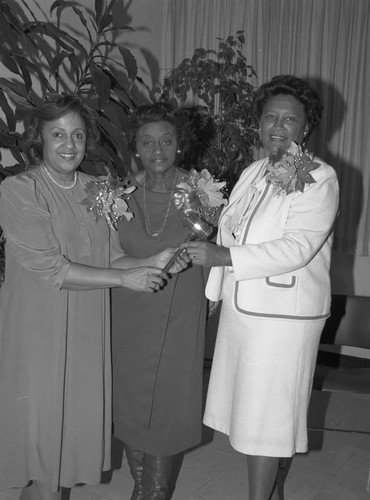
[180,75,339,500]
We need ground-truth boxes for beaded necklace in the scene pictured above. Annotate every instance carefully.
[141,169,177,243]
[42,165,77,189]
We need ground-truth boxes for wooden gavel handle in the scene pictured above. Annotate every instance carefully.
[162,247,186,273]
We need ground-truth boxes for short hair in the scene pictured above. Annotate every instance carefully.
[251,75,324,136]
[127,102,179,153]
[23,93,100,165]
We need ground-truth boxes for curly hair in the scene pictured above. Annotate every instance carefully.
[23,94,100,166]
[251,75,323,137]
[127,102,179,153]
[127,102,216,172]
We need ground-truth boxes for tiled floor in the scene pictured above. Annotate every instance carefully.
[1,364,370,500]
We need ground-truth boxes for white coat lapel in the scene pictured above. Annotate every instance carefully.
[218,159,268,236]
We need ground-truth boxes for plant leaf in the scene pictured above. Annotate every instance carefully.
[95,0,104,26]
[99,13,113,32]
[24,21,87,57]
[0,90,16,131]
[50,1,93,44]
[49,51,71,77]
[117,44,138,83]
[0,129,16,147]
[91,64,111,111]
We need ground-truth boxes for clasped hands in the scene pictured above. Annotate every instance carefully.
[140,241,231,294]
[177,240,232,268]
[140,246,191,293]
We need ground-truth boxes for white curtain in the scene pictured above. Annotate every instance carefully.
[162,0,370,266]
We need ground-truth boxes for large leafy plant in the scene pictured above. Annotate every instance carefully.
[0,0,143,179]
[154,31,259,190]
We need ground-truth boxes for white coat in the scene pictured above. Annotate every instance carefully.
[205,156,340,320]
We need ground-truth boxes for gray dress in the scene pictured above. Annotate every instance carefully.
[0,167,113,491]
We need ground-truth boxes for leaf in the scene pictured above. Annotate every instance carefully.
[0,7,23,45]
[0,50,20,75]
[0,129,16,147]
[11,56,55,93]
[299,172,317,184]
[109,25,135,33]
[51,1,93,44]
[91,64,111,111]
[0,164,24,176]
[296,177,305,193]
[302,159,321,173]
[117,44,138,83]
[269,147,286,164]
[8,145,25,166]
[99,13,113,32]
[49,51,71,77]
[50,0,74,14]
[95,0,104,26]
[0,90,16,131]
[24,22,87,57]
[68,53,82,82]
[0,81,32,107]
[12,56,33,93]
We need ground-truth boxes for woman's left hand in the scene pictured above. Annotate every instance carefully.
[178,241,232,267]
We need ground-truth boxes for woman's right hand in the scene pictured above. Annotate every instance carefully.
[119,266,168,293]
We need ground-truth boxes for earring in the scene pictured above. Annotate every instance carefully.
[177,149,181,154]
[135,153,140,158]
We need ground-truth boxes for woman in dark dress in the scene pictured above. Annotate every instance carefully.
[111,103,209,500]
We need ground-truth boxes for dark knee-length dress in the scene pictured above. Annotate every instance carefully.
[111,178,208,456]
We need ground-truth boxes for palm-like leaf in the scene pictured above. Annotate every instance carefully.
[0,0,145,173]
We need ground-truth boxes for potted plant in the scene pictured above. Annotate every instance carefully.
[0,0,144,180]
[0,0,148,283]
[153,31,260,191]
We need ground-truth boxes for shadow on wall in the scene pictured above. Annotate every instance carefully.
[321,294,370,350]
[309,78,363,295]
[308,79,368,351]
[112,0,162,102]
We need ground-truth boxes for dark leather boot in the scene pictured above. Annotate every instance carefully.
[141,453,174,500]
[125,444,145,500]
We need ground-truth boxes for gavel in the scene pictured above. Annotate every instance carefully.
[163,212,213,273]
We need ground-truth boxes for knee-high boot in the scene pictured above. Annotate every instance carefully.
[141,454,174,500]
[125,444,145,500]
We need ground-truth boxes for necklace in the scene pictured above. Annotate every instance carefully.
[42,165,77,189]
[142,170,177,243]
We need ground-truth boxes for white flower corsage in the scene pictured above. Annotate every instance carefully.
[266,141,320,197]
[173,168,227,224]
